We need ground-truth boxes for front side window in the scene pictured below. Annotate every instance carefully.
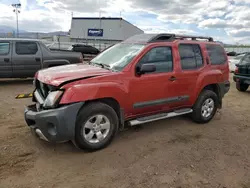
[90,43,145,71]
[137,46,173,73]
[178,44,203,70]
[206,44,226,65]
[0,42,10,55]
[16,42,38,55]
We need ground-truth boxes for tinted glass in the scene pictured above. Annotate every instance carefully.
[193,45,203,67]
[138,47,173,73]
[179,44,197,70]
[16,42,38,55]
[206,44,226,65]
[0,42,10,55]
[239,54,250,65]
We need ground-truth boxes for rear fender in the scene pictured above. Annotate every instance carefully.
[192,69,223,103]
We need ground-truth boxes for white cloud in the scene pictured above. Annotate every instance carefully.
[0,0,250,43]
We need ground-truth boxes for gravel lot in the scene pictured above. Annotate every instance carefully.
[0,74,250,188]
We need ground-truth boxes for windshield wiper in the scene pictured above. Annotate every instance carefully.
[93,63,110,69]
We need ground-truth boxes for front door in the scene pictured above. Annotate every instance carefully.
[0,41,12,78]
[128,45,180,117]
[12,41,42,78]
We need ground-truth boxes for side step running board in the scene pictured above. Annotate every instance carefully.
[128,108,193,126]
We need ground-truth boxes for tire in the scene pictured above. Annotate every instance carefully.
[192,90,218,124]
[236,82,249,92]
[74,102,119,151]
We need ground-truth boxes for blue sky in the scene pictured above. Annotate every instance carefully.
[0,0,250,44]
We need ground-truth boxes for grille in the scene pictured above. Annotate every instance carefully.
[35,80,50,99]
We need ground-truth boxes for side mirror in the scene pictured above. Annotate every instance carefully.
[139,64,156,74]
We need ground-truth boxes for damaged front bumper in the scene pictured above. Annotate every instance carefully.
[24,102,84,143]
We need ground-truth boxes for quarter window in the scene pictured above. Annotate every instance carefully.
[206,44,226,65]
[178,44,204,70]
[0,42,10,55]
[137,46,173,73]
[16,42,38,55]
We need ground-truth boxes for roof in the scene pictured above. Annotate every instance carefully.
[0,38,41,42]
[72,17,122,20]
[124,33,214,43]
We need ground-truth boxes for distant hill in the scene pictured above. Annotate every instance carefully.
[0,25,27,33]
[0,25,69,38]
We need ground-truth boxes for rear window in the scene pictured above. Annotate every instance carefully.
[206,44,226,65]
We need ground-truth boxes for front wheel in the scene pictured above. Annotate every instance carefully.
[192,90,218,124]
[74,102,119,151]
[236,82,249,92]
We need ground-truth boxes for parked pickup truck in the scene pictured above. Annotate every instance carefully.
[0,38,83,78]
[25,33,230,151]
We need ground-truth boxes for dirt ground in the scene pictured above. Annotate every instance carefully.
[0,75,250,188]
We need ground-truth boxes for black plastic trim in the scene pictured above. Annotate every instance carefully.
[24,102,84,143]
[133,95,189,109]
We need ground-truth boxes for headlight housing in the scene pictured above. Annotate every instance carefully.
[43,90,64,108]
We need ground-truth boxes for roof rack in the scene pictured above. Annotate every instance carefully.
[148,33,213,43]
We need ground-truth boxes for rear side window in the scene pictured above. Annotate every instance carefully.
[178,44,203,70]
[16,42,38,55]
[0,42,10,55]
[206,44,226,65]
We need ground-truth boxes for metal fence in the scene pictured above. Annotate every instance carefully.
[225,47,250,53]
[2,32,250,53]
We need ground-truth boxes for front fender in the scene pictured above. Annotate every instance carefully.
[59,81,129,108]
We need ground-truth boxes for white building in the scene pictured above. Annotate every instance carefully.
[70,17,144,49]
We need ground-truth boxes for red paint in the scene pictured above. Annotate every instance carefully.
[36,40,229,120]
[36,64,111,86]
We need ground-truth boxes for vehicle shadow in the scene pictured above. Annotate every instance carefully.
[31,116,194,154]
[0,78,33,85]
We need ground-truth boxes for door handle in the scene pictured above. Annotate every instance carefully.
[35,57,41,62]
[169,76,177,81]
[4,58,9,62]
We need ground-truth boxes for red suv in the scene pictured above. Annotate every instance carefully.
[25,33,230,151]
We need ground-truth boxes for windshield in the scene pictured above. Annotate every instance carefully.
[90,43,145,71]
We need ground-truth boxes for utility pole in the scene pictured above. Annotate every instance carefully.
[12,3,21,38]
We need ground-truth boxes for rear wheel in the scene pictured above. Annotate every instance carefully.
[192,90,218,124]
[74,102,119,151]
[236,82,249,92]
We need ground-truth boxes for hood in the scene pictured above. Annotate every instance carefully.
[36,63,111,86]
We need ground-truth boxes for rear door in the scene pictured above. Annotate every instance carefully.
[12,41,42,78]
[237,53,250,77]
[174,43,205,106]
[0,41,12,78]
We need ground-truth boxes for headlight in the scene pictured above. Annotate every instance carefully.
[43,90,64,108]
[33,79,36,87]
